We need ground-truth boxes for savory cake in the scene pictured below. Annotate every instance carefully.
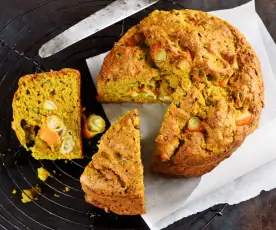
[80,109,146,215]
[97,10,264,177]
[12,68,83,160]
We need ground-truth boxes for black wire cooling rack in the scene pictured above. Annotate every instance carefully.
[0,0,244,229]
[0,41,229,230]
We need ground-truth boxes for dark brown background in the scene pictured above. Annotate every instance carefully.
[0,0,275,230]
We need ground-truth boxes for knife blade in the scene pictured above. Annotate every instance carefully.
[39,0,159,58]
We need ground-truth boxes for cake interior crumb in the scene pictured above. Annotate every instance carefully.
[21,186,41,203]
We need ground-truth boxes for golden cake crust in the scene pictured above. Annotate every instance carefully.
[97,10,264,177]
[80,110,146,215]
[12,68,83,160]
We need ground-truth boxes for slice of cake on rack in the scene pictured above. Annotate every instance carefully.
[80,109,146,215]
[12,68,83,160]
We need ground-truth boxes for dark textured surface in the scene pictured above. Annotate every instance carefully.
[0,0,275,230]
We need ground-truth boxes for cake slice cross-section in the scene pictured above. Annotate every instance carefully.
[12,68,82,160]
[80,109,146,215]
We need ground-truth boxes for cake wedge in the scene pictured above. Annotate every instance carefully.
[80,109,146,215]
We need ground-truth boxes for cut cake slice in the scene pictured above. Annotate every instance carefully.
[80,109,146,215]
[12,68,82,160]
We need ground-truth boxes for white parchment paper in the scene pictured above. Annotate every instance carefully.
[86,1,276,229]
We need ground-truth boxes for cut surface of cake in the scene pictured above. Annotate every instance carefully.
[80,109,146,215]
[12,68,82,160]
[97,10,264,177]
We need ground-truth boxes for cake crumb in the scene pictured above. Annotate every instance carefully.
[37,167,51,181]
[12,189,17,194]
[53,170,56,174]
[54,194,60,198]
[64,160,68,163]
[65,187,70,192]
[21,186,41,203]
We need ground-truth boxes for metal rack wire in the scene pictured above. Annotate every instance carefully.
[0,145,103,229]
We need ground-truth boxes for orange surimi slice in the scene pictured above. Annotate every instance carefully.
[236,111,254,126]
[38,127,61,147]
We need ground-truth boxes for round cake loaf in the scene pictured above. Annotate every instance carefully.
[97,10,264,177]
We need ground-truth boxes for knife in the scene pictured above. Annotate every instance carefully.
[39,0,159,58]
